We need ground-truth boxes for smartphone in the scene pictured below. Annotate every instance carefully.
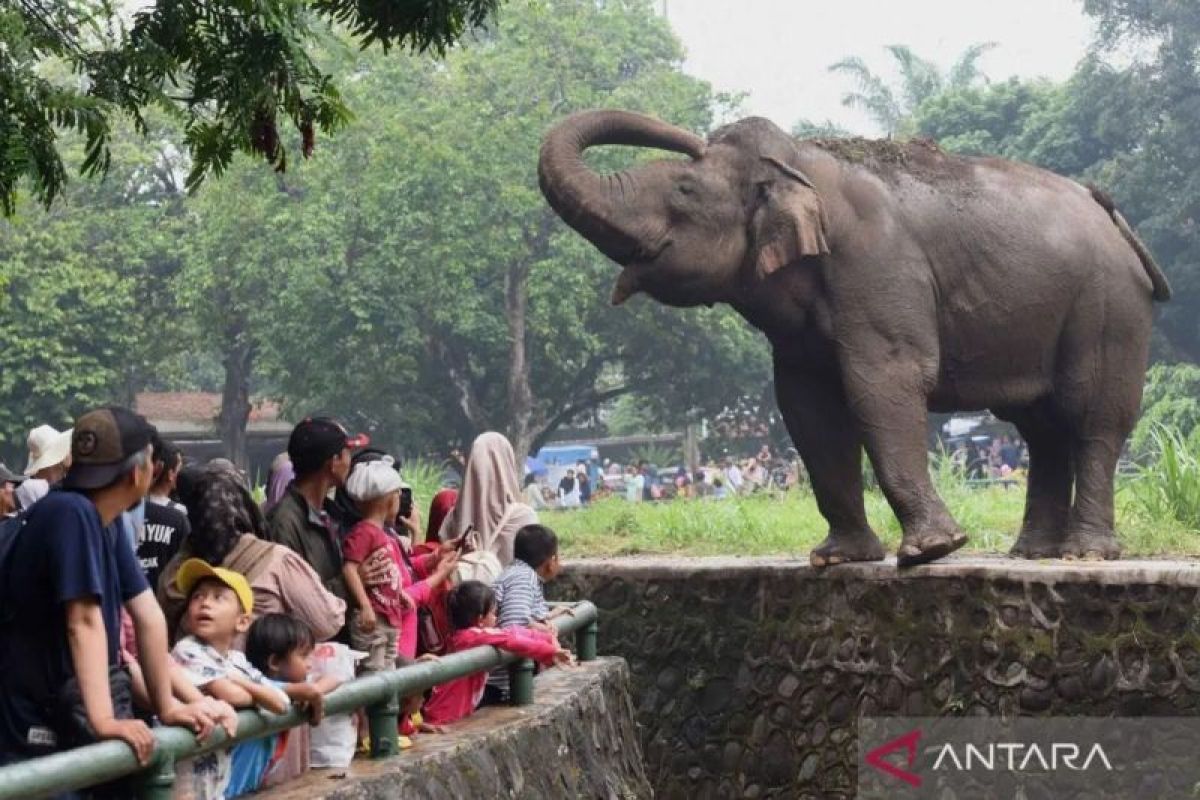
[399,486,413,519]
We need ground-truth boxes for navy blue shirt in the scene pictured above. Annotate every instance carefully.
[0,489,149,755]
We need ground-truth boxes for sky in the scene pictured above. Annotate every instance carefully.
[661,0,1095,135]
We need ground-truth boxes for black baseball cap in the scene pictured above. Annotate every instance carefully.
[62,406,157,490]
[288,417,369,476]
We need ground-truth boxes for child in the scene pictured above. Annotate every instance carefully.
[342,458,457,671]
[483,524,567,704]
[422,581,573,726]
[171,559,289,800]
[245,614,341,789]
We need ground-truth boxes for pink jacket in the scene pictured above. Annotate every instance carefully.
[422,626,559,725]
[396,548,438,660]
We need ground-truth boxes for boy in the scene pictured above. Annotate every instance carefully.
[172,559,289,799]
[482,524,565,704]
[0,406,221,776]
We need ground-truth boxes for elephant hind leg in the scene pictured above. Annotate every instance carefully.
[999,403,1073,558]
[1052,305,1147,559]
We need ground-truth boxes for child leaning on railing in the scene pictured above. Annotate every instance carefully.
[243,613,342,791]
[421,581,574,726]
[169,560,289,800]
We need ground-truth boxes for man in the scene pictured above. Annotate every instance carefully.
[0,406,221,772]
[137,435,191,589]
[266,417,366,606]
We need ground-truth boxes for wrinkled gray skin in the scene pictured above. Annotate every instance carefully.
[539,110,1172,566]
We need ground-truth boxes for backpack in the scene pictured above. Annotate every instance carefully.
[449,525,503,587]
[0,510,29,625]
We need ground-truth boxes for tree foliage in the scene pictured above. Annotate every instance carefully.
[256,0,769,456]
[828,43,995,135]
[1,0,499,214]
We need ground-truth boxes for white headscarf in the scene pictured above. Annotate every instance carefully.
[438,432,533,560]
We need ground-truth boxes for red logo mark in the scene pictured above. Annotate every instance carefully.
[865,728,923,787]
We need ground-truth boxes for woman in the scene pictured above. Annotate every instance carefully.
[263,452,294,513]
[158,466,346,643]
[521,473,546,511]
[425,488,459,545]
[437,432,537,565]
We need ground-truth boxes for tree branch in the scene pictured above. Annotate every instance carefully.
[529,384,632,454]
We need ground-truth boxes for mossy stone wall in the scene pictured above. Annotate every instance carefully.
[551,556,1200,799]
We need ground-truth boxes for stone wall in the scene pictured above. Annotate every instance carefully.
[257,658,650,799]
[550,556,1200,799]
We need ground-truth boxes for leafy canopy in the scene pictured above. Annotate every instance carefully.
[1,0,498,214]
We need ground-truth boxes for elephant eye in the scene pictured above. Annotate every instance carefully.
[677,183,695,196]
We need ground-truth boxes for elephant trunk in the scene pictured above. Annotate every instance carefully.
[538,109,705,265]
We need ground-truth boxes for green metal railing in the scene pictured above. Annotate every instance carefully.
[0,601,598,800]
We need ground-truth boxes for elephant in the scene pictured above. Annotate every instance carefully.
[538,109,1171,566]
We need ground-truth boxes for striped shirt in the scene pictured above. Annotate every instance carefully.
[486,559,550,692]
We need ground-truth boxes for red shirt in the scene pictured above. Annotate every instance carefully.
[341,520,411,629]
[422,626,559,725]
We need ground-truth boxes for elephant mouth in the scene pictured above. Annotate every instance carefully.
[611,240,671,306]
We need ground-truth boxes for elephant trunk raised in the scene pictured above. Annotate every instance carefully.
[538,109,705,267]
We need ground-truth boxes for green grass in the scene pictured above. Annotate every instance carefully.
[544,481,1200,559]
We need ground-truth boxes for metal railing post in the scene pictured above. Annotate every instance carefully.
[136,751,175,800]
[367,691,400,758]
[578,619,598,662]
[509,659,535,705]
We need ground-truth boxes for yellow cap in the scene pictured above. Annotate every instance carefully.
[176,558,254,614]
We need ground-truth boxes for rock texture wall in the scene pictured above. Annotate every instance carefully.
[551,556,1200,800]
[257,658,650,800]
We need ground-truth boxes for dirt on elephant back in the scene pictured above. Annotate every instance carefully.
[806,136,964,183]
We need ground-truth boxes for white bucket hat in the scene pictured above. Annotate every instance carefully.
[25,424,73,476]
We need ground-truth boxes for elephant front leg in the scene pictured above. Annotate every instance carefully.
[843,363,966,566]
[775,365,884,567]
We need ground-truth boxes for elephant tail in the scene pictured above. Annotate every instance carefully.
[1088,184,1172,302]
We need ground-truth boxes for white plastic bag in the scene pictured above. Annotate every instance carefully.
[307,642,366,769]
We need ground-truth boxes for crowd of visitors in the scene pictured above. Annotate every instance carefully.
[525,434,1031,510]
[0,407,575,799]
[528,443,804,509]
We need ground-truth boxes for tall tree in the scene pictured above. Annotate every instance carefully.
[260,0,771,457]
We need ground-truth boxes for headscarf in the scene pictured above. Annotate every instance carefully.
[264,452,293,512]
[438,432,523,543]
[186,467,268,564]
[426,488,458,543]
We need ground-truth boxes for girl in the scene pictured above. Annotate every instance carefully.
[244,614,342,790]
[422,581,573,725]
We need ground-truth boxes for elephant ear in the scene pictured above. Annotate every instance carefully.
[750,156,830,277]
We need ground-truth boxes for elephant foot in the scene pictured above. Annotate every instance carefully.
[896,526,968,567]
[1009,529,1068,559]
[809,530,886,568]
[1060,529,1122,561]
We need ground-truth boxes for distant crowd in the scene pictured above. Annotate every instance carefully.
[524,443,804,510]
[0,410,573,799]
